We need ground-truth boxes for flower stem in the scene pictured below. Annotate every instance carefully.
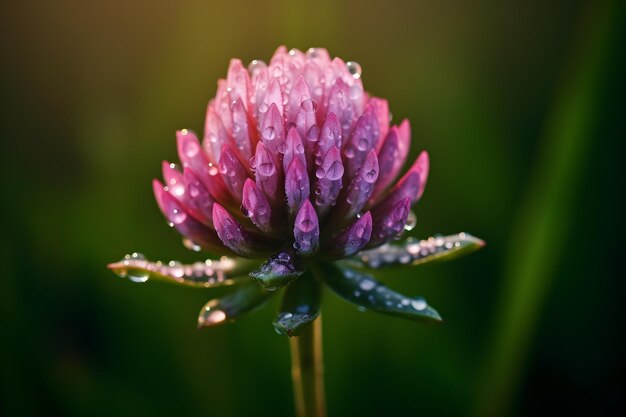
[289,315,327,417]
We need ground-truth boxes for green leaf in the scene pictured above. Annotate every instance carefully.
[273,270,321,336]
[250,251,304,291]
[197,280,274,328]
[318,262,442,323]
[107,252,256,288]
[354,233,485,268]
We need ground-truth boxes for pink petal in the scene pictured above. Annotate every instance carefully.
[212,203,269,257]
[183,168,214,226]
[226,59,250,108]
[259,103,286,155]
[370,120,411,202]
[283,127,307,173]
[152,179,223,252]
[367,197,411,248]
[343,102,380,181]
[241,178,273,233]
[218,144,249,201]
[326,78,355,143]
[285,158,310,215]
[370,98,389,152]
[162,161,185,199]
[203,105,229,163]
[371,150,429,213]
[231,98,254,160]
[286,75,311,125]
[253,141,282,207]
[176,130,230,202]
[327,212,372,257]
[312,146,343,217]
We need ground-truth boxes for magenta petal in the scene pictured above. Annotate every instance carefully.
[327,212,372,257]
[371,150,429,213]
[152,179,223,252]
[367,197,411,248]
[212,203,267,257]
[241,179,273,233]
[285,158,310,215]
[183,168,214,226]
[259,103,286,154]
[176,130,230,202]
[293,199,319,255]
[162,161,185,199]
[283,127,307,173]
[371,120,411,202]
[218,144,249,200]
[343,102,380,180]
[231,98,254,160]
[254,142,282,207]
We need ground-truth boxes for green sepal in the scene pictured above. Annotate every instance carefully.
[273,269,321,336]
[319,262,442,323]
[198,280,274,328]
[354,233,485,268]
[250,251,304,291]
[108,253,255,288]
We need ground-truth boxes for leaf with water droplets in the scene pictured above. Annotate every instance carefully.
[317,262,442,323]
[273,270,321,336]
[107,253,255,288]
[355,233,485,268]
[250,251,304,291]
[198,280,274,328]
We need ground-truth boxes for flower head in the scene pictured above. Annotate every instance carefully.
[109,47,484,335]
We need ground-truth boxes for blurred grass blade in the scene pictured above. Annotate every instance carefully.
[250,251,304,291]
[476,2,618,416]
[274,270,322,337]
[354,233,484,268]
[107,252,254,288]
[198,280,274,328]
[318,262,442,323]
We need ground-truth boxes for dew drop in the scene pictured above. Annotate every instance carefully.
[346,61,362,79]
[359,279,376,291]
[262,126,276,142]
[306,47,319,58]
[404,211,417,231]
[411,297,427,311]
[183,238,202,252]
[203,309,227,325]
[247,59,266,75]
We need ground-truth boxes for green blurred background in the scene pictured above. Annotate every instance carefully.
[1,0,624,416]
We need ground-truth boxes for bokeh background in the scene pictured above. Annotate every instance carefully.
[1,0,624,416]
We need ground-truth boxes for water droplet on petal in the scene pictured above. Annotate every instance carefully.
[248,59,266,75]
[404,211,417,231]
[346,61,362,79]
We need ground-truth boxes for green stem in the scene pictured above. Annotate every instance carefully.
[289,315,327,417]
